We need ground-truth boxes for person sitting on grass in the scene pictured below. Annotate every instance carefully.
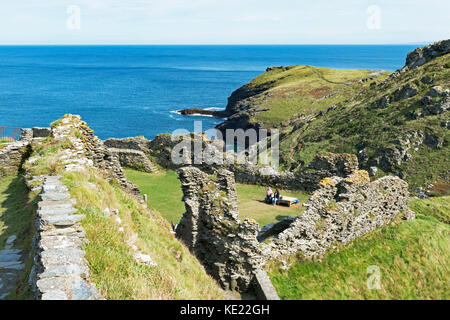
[273,189,281,206]
[265,187,273,204]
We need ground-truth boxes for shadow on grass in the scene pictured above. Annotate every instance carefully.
[275,215,293,222]
[0,175,37,300]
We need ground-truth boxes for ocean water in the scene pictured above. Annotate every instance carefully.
[0,45,419,140]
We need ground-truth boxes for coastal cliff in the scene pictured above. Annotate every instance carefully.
[211,40,450,193]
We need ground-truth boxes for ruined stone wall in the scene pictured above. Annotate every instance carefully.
[263,171,414,259]
[175,167,266,293]
[23,115,152,300]
[0,141,29,177]
[0,130,32,178]
[231,153,359,192]
[108,148,159,173]
[175,166,414,297]
[120,131,359,192]
[104,137,151,153]
[29,176,100,300]
[69,117,140,195]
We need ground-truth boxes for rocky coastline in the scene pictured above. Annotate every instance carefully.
[175,107,228,118]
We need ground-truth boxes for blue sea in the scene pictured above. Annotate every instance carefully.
[0,45,419,140]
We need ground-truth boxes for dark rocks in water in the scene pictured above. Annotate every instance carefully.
[177,108,227,118]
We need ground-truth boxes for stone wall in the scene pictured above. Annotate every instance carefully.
[29,176,100,300]
[104,137,151,152]
[175,167,266,293]
[66,116,140,195]
[231,153,359,192]
[108,148,159,173]
[113,132,359,192]
[263,171,414,259]
[23,115,153,300]
[175,166,414,297]
[0,133,32,178]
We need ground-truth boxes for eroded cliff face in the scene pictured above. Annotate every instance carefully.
[210,40,450,192]
[405,39,450,69]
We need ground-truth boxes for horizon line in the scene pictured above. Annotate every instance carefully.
[0,42,430,46]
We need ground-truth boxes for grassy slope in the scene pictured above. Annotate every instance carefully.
[62,169,225,300]
[236,65,389,128]
[279,55,450,190]
[267,199,449,300]
[23,126,226,300]
[0,175,37,300]
[410,196,449,224]
[226,55,449,191]
[125,168,310,227]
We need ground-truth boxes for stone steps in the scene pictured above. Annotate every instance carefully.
[31,175,100,300]
[0,235,25,299]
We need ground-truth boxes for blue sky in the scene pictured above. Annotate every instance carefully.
[0,0,449,44]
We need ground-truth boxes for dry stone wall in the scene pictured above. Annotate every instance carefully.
[109,133,359,192]
[29,176,100,300]
[22,115,150,300]
[175,166,414,298]
[108,148,159,173]
[66,116,140,194]
[0,140,30,178]
[231,152,359,191]
[263,171,414,259]
[175,167,267,293]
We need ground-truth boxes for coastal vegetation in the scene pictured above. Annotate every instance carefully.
[268,197,449,300]
[219,53,449,193]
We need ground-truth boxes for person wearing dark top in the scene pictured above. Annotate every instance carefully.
[273,189,281,205]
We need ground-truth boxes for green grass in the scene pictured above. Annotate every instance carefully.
[410,196,450,224]
[0,138,15,144]
[235,184,310,226]
[61,169,226,300]
[0,175,37,300]
[124,169,184,223]
[274,54,450,191]
[267,198,450,300]
[125,168,310,227]
[247,66,386,128]
[0,175,35,251]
